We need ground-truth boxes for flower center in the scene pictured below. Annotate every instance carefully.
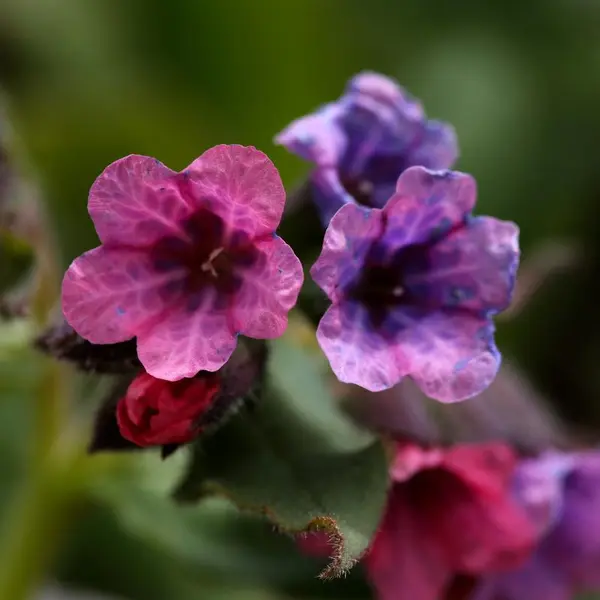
[341,177,376,207]
[200,247,225,278]
[150,208,263,309]
[344,241,429,331]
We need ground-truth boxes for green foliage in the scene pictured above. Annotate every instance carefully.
[175,335,389,578]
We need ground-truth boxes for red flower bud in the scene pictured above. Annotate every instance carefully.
[116,372,220,447]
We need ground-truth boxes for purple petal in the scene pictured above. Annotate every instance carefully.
[408,120,458,171]
[310,168,356,224]
[186,145,285,238]
[404,216,520,314]
[317,303,411,392]
[62,246,184,344]
[274,105,347,168]
[343,72,425,159]
[317,303,500,399]
[382,167,477,251]
[310,202,384,302]
[233,235,303,339]
[512,452,574,535]
[472,554,572,600]
[88,155,191,248]
[136,303,237,380]
[392,308,500,402]
[547,451,600,586]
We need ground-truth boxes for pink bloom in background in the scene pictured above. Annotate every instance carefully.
[365,442,537,600]
[62,145,303,380]
[472,450,600,600]
[311,166,519,400]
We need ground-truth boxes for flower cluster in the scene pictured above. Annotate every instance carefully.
[32,67,599,600]
[276,71,458,223]
[56,72,518,432]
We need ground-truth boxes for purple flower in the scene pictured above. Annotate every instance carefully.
[310,166,519,401]
[62,145,303,381]
[472,450,600,600]
[275,71,458,223]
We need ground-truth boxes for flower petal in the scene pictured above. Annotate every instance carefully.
[433,445,536,572]
[388,307,501,402]
[62,246,184,344]
[233,235,303,339]
[546,451,600,586]
[472,555,572,600]
[404,216,520,314]
[318,301,500,399]
[136,303,237,380]
[88,155,192,248]
[316,303,410,392]
[186,144,285,238]
[382,167,476,250]
[310,168,356,225]
[409,120,458,171]
[365,489,451,600]
[310,202,384,301]
[275,105,347,167]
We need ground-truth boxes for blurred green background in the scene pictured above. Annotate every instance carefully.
[2,0,600,598]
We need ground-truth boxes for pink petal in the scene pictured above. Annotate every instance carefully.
[310,202,384,301]
[62,246,184,344]
[366,490,451,600]
[136,303,237,380]
[383,167,476,249]
[405,216,520,313]
[186,145,286,238]
[434,450,536,572]
[316,303,410,392]
[88,155,193,248]
[233,235,303,339]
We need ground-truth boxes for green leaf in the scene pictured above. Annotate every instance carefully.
[175,335,389,578]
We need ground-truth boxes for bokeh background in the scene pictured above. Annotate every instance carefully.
[2,1,600,598]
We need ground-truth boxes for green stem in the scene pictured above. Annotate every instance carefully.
[0,451,84,600]
[0,182,79,599]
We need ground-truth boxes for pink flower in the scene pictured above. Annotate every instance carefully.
[117,372,221,446]
[62,145,303,380]
[365,442,537,600]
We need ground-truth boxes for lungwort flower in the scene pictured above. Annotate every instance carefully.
[62,145,303,380]
[472,450,600,600]
[117,371,221,447]
[276,71,457,223]
[311,166,519,400]
[365,442,537,600]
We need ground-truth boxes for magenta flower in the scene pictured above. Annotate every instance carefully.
[276,71,457,223]
[472,450,600,600]
[310,166,519,400]
[365,442,537,600]
[62,145,303,380]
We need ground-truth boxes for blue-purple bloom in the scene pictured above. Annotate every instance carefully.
[472,450,600,600]
[310,166,519,401]
[276,72,458,223]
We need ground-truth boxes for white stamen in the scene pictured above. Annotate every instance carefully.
[201,247,225,278]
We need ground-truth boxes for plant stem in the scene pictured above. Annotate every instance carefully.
[0,175,79,599]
